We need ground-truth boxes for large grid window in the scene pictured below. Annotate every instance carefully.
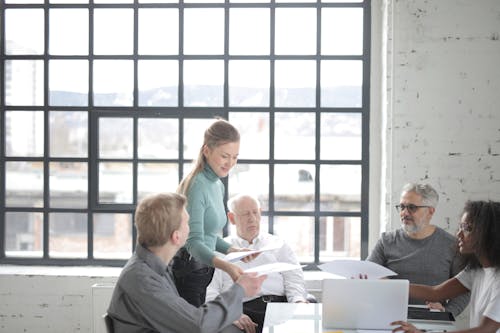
[0,0,370,267]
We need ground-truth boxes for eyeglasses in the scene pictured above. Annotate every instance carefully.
[458,222,473,233]
[395,204,431,213]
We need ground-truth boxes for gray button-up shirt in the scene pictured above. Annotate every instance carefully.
[107,244,244,333]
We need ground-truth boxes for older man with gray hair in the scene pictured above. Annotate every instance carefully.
[207,194,308,333]
[367,183,469,317]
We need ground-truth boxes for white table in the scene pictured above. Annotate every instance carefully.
[263,303,456,333]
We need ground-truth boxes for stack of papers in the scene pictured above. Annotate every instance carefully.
[318,260,397,279]
[244,263,303,276]
[223,242,282,262]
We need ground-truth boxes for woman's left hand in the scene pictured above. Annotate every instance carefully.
[227,262,245,282]
[390,321,423,333]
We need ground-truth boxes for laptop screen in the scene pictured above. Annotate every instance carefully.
[322,279,409,330]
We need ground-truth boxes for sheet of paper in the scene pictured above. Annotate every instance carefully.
[244,262,302,276]
[223,242,283,262]
[318,259,397,279]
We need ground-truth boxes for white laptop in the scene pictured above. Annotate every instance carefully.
[322,278,409,330]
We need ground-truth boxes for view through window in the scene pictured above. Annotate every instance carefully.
[0,0,370,267]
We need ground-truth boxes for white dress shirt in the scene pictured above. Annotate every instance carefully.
[207,233,307,303]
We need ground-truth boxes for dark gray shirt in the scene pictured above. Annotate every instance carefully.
[367,227,470,316]
[107,244,244,333]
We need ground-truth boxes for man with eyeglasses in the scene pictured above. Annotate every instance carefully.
[367,183,470,317]
[206,194,309,333]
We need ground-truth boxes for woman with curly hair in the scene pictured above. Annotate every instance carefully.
[392,200,500,333]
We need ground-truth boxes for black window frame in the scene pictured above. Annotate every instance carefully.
[0,0,371,268]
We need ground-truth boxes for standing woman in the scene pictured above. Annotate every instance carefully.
[172,118,248,307]
[392,200,500,333]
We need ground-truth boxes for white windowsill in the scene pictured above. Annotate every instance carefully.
[0,265,122,277]
[0,265,331,282]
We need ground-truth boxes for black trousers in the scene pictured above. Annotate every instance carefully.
[171,247,215,307]
[243,295,287,333]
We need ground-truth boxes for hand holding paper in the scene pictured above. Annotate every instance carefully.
[318,259,397,279]
[224,242,283,262]
[244,262,302,276]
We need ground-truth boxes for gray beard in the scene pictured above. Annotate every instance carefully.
[401,222,423,234]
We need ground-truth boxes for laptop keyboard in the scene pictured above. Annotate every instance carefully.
[407,307,455,322]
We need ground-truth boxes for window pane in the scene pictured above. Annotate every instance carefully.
[94,8,133,55]
[5,60,44,106]
[229,112,269,160]
[5,9,44,55]
[320,113,362,160]
[6,0,44,3]
[322,8,363,55]
[5,162,44,208]
[230,0,269,3]
[99,118,133,159]
[5,212,44,258]
[50,162,88,208]
[50,0,88,3]
[275,60,316,107]
[275,113,315,160]
[49,111,88,157]
[322,0,363,3]
[274,164,315,211]
[99,162,133,204]
[138,163,179,201]
[228,164,269,211]
[138,60,178,107]
[183,118,213,159]
[229,60,270,107]
[275,8,316,55]
[185,0,224,3]
[49,213,87,258]
[184,60,224,107]
[139,0,179,5]
[320,216,360,261]
[95,0,133,3]
[5,111,44,157]
[184,8,224,55]
[229,8,269,55]
[49,8,89,55]
[139,8,178,55]
[93,213,133,259]
[274,216,314,262]
[320,165,361,211]
[321,60,362,108]
[138,118,178,159]
[182,162,195,179]
[49,60,89,106]
[93,60,134,107]
[277,0,316,3]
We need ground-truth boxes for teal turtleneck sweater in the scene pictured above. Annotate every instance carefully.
[184,164,231,265]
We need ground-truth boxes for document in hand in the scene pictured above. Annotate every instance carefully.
[223,242,283,262]
[244,262,302,276]
[318,259,397,279]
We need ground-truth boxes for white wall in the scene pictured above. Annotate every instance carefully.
[0,267,119,333]
[2,1,500,332]
[379,0,500,234]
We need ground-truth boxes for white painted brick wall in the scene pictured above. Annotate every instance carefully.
[384,0,500,232]
[0,268,118,333]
